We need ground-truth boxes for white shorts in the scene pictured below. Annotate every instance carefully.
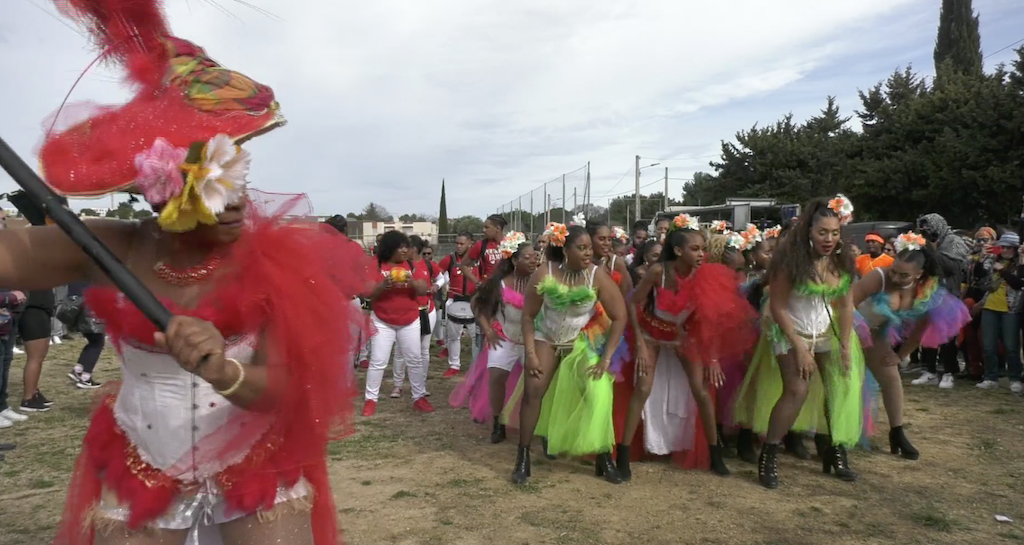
[772,330,833,357]
[486,341,524,372]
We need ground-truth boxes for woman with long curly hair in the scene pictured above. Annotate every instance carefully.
[746,195,866,489]
[449,234,538,443]
[852,232,970,460]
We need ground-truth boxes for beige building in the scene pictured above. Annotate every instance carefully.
[349,218,438,249]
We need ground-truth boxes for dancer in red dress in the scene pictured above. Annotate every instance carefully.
[3,1,376,543]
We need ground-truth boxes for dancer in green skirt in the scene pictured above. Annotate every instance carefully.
[510,222,627,485]
[751,195,865,489]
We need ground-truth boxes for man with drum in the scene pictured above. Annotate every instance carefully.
[439,232,479,377]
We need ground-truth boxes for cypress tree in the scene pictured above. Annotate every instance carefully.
[438,179,449,234]
[934,0,983,79]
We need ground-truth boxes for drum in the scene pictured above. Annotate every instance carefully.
[447,300,475,325]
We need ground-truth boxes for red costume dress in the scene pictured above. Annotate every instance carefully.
[39,2,376,543]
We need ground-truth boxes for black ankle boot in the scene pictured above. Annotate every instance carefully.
[540,436,556,460]
[736,428,757,464]
[594,452,623,484]
[709,442,730,476]
[758,443,779,489]
[783,432,812,460]
[822,442,857,482]
[490,417,506,444]
[888,426,920,460]
[511,445,531,485]
[616,443,632,482]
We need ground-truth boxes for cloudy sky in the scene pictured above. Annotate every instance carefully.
[1,0,1022,220]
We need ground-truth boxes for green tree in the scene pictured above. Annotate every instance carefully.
[360,202,391,221]
[934,0,983,80]
[105,202,136,220]
[79,208,99,217]
[438,179,449,234]
[449,215,484,234]
[132,209,154,219]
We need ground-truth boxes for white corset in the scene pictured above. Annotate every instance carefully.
[535,265,597,346]
[499,303,524,344]
[786,291,832,338]
[113,337,271,483]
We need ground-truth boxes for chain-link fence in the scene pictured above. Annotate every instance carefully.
[494,164,590,238]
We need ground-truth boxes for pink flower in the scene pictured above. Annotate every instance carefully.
[134,138,187,206]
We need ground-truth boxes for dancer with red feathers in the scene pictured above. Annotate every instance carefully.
[612,215,757,478]
[2,1,376,544]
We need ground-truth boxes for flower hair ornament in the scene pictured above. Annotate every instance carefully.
[543,222,569,247]
[570,213,587,227]
[739,223,762,249]
[498,231,528,258]
[724,231,746,251]
[764,225,782,239]
[710,220,730,233]
[136,134,251,232]
[893,231,927,254]
[611,226,629,243]
[669,213,700,232]
[828,194,854,226]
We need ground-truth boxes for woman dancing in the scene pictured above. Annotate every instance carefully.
[627,240,662,286]
[851,232,970,459]
[511,224,627,485]
[12,1,375,543]
[448,233,537,443]
[615,216,757,478]
[753,195,865,489]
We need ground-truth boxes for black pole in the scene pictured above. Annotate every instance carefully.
[0,136,171,330]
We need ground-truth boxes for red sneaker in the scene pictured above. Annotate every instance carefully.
[442,368,460,378]
[412,397,435,413]
[359,360,370,369]
[437,348,449,359]
[361,400,377,417]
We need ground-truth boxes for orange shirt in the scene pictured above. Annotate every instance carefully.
[856,253,894,276]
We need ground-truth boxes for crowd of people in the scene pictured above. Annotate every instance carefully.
[1,1,1019,543]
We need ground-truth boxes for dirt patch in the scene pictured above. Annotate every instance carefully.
[1,339,1022,544]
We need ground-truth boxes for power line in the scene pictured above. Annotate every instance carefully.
[984,37,1024,60]
[639,154,719,163]
[597,166,636,200]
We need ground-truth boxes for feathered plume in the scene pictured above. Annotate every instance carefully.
[54,0,172,90]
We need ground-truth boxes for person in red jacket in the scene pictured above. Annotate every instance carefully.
[390,236,445,398]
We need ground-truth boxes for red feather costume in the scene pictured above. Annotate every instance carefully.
[40,2,375,544]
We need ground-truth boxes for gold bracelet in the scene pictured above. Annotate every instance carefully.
[216,358,246,397]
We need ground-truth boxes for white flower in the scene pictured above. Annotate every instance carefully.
[710,220,729,233]
[725,231,746,250]
[571,213,587,227]
[197,134,251,214]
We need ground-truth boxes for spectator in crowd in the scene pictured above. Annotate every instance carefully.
[0,287,27,429]
[64,281,105,389]
[625,220,648,265]
[911,213,970,389]
[976,232,1023,392]
[856,232,894,277]
[17,287,56,411]
[438,232,478,375]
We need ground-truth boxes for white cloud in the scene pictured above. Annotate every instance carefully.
[0,0,1019,219]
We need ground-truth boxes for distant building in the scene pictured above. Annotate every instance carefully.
[348,218,438,249]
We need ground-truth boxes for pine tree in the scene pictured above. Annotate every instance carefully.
[933,0,983,79]
[438,179,449,234]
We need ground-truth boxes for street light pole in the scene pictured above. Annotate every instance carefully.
[663,167,668,211]
[634,155,640,224]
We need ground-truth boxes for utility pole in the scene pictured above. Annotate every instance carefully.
[634,155,640,224]
[561,174,567,224]
[663,167,669,211]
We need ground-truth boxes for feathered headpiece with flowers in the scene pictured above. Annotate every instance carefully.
[669,213,700,232]
[764,225,782,239]
[893,231,927,254]
[611,226,629,243]
[543,222,569,247]
[498,231,528,258]
[828,194,854,226]
[37,0,284,232]
[739,223,762,249]
[710,220,730,233]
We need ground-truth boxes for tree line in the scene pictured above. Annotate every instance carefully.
[682,0,1023,228]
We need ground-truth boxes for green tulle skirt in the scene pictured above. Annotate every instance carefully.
[733,322,865,447]
[501,334,616,456]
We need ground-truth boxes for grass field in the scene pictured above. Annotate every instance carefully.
[1,338,1022,545]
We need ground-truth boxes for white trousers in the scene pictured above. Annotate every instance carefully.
[444,299,478,371]
[393,310,436,386]
[365,313,426,401]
